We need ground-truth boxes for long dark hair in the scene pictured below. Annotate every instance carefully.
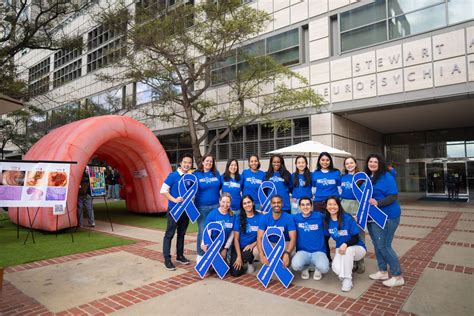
[223,159,241,181]
[343,156,359,175]
[316,152,337,171]
[293,155,311,187]
[323,196,345,231]
[364,153,387,185]
[197,154,218,176]
[265,154,291,184]
[239,195,255,232]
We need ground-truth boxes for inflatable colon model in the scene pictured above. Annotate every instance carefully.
[9,115,172,231]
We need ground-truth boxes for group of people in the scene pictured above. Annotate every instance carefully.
[161,151,404,292]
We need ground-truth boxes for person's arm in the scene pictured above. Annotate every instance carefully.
[257,229,269,265]
[377,194,398,207]
[233,231,243,269]
[282,230,296,268]
[338,234,359,255]
[160,181,183,204]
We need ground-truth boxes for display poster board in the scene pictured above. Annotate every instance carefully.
[86,165,106,197]
[0,161,71,214]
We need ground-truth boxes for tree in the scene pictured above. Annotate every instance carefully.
[0,0,89,99]
[98,0,324,163]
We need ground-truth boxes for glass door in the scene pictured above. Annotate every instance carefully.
[426,163,445,195]
[447,162,468,196]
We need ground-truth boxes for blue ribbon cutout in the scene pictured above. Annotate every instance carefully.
[257,227,294,288]
[258,181,277,214]
[352,172,388,230]
[195,222,230,279]
[169,174,200,223]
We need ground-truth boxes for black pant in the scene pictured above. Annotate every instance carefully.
[230,247,255,277]
[163,210,189,261]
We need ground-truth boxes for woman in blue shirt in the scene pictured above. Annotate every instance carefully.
[265,154,292,213]
[221,159,243,215]
[201,193,234,267]
[242,155,266,210]
[230,195,261,277]
[194,154,222,261]
[312,152,341,212]
[365,153,404,288]
[290,155,312,214]
[340,156,365,273]
[324,197,366,292]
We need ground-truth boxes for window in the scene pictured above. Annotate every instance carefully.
[157,133,193,167]
[86,87,124,112]
[28,58,51,96]
[339,0,474,52]
[211,28,301,85]
[53,60,82,88]
[207,117,310,160]
[54,46,82,69]
[29,77,50,97]
[87,22,127,72]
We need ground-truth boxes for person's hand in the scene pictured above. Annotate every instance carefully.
[243,244,253,252]
[369,198,378,206]
[175,197,184,203]
[233,256,243,269]
[201,244,208,252]
[220,248,228,258]
[339,243,347,255]
[282,252,290,268]
[260,254,269,266]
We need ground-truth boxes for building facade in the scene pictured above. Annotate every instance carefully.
[12,0,474,197]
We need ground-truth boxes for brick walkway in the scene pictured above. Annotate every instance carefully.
[1,202,473,316]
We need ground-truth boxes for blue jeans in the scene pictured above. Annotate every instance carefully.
[196,204,218,256]
[77,195,95,226]
[113,184,121,199]
[291,251,329,273]
[368,217,402,276]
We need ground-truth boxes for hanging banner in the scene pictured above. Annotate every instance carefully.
[87,165,106,197]
[0,161,71,214]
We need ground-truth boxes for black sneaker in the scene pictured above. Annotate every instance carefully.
[164,260,176,271]
[176,256,190,265]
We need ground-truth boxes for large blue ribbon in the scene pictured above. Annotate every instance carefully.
[170,174,200,223]
[257,227,294,288]
[258,181,277,214]
[352,172,388,230]
[195,222,230,279]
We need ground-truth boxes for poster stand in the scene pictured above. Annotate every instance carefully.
[55,202,75,243]
[16,207,19,239]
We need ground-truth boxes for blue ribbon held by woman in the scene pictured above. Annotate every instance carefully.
[352,172,388,230]
[257,227,294,288]
[258,181,277,214]
[195,222,230,279]
[170,174,200,223]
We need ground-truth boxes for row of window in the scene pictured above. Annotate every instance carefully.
[53,60,82,88]
[54,47,83,69]
[28,58,50,83]
[86,37,127,73]
[87,22,126,52]
[211,28,301,86]
[340,0,474,52]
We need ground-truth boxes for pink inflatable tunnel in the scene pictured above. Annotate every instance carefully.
[9,115,172,231]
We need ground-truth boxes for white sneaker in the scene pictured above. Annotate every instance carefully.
[301,268,310,280]
[247,263,255,273]
[341,278,353,292]
[313,268,322,281]
[369,271,389,280]
[196,255,202,264]
[383,277,405,287]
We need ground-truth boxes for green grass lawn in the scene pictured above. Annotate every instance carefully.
[0,217,135,268]
[93,200,198,233]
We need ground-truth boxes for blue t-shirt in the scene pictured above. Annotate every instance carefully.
[193,170,221,207]
[258,211,296,243]
[312,170,341,202]
[221,174,243,211]
[242,169,266,204]
[266,171,291,211]
[290,172,313,200]
[340,173,356,200]
[163,170,185,210]
[293,212,325,253]
[204,208,234,243]
[233,213,261,248]
[371,172,401,219]
[326,213,366,250]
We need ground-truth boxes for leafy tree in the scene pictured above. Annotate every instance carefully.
[98,0,323,162]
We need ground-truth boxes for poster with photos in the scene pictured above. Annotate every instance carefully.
[0,161,71,214]
[86,166,106,197]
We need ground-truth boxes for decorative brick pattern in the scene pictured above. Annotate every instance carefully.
[429,261,473,274]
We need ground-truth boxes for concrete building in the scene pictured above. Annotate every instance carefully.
[11,0,474,198]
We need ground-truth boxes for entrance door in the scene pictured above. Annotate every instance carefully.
[426,163,445,195]
[447,162,468,196]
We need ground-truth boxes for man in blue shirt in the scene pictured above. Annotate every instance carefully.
[257,195,296,268]
[161,153,193,271]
